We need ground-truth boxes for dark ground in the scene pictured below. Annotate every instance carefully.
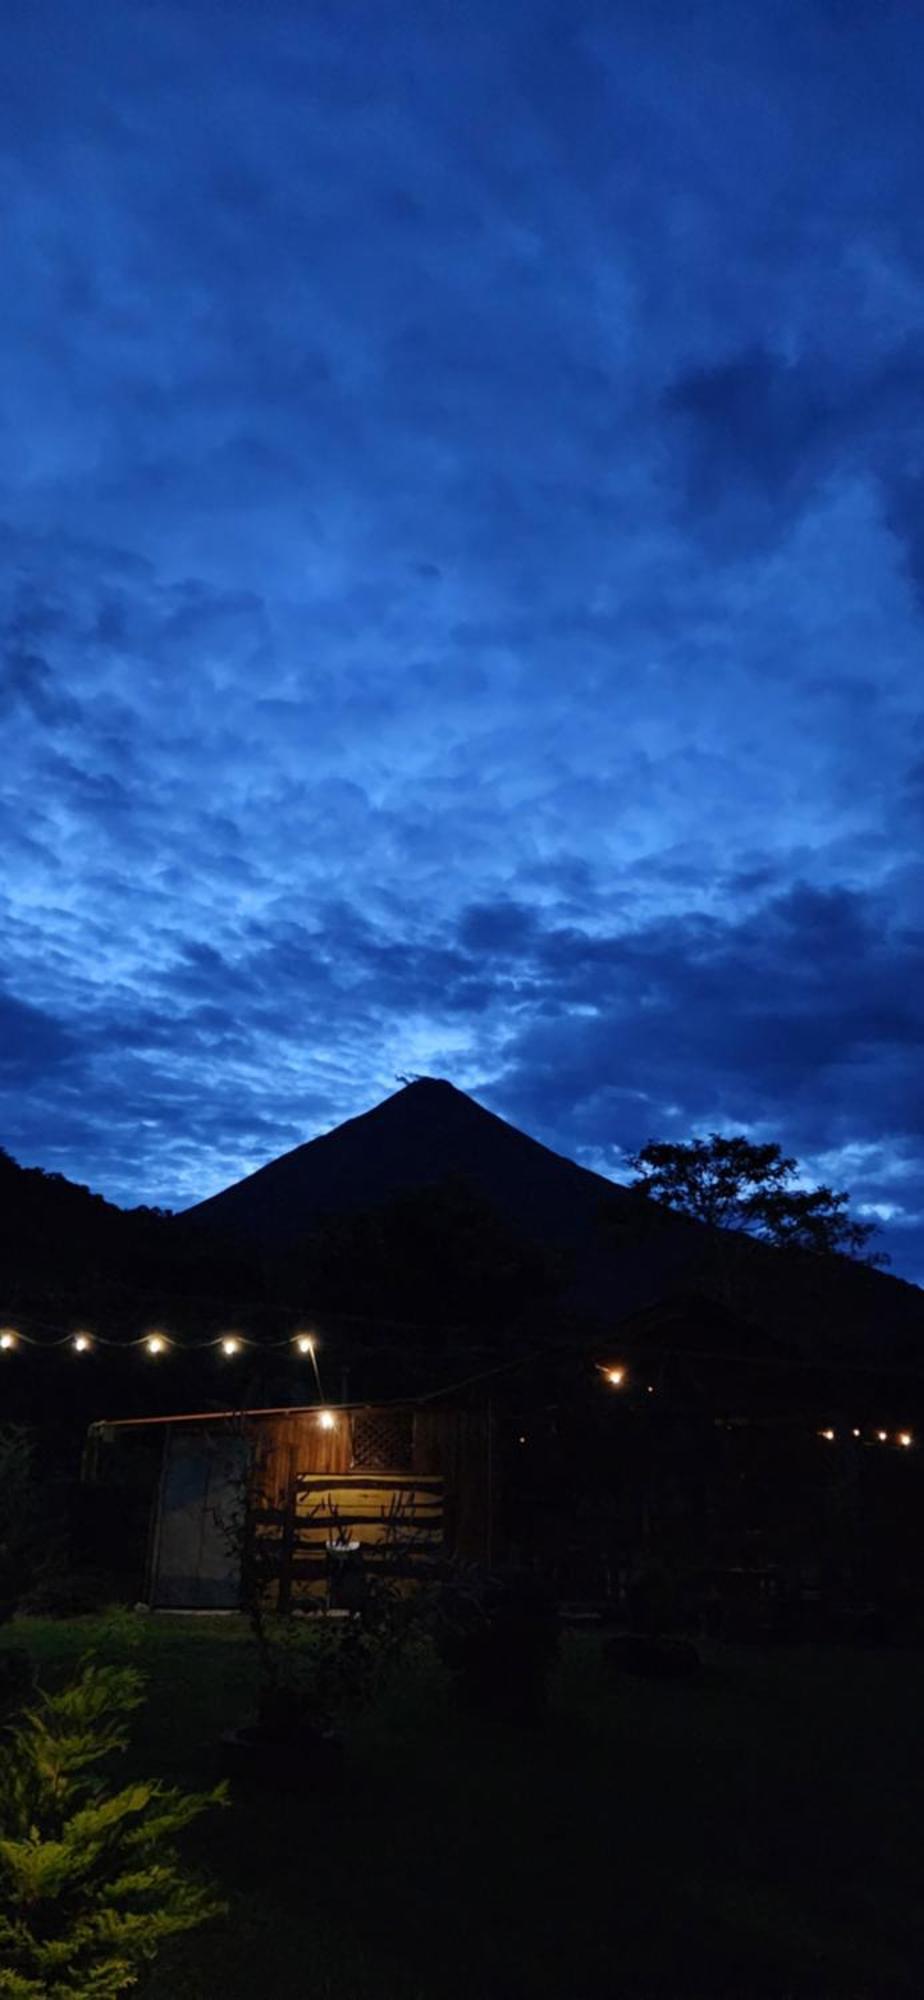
[9,1614,924,1999]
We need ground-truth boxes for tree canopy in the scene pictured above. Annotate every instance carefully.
[626,1134,886,1265]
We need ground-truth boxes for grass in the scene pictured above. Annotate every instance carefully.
[6,1612,924,1998]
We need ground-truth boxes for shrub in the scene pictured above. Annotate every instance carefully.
[435,1566,560,1722]
[0,1430,41,1625]
[20,1574,125,1622]
[0,1651,33,1733]
[0,1659,227,1998]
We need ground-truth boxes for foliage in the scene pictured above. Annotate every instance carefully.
[433,1565,560,1721]
[220,1449,435,1733]
[626,1134,885,1264]
[21,1578,124,1625]
[286,1177,566,1327]
[0,1652,34,1734]
[0,1659,227,1998]
[0,1430,44,1625]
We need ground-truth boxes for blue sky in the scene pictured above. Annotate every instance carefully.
[3,0,924,1276]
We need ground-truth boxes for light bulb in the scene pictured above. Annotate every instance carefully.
[73,1334,91,1354]
[295,1335,315,1355]
[898,1431,913,1448]
[146,1335,166,1356]
[0,1330,17,1351]
[317,1409,336,1431]
[604,1367,625,1388]
[221,1336,241,1357]
[820,1429,835,1442]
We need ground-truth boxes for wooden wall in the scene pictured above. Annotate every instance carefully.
[245,1404,493,1604]
[90,1403,494,1609]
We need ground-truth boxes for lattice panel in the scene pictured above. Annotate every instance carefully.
[351,1407,413,1471]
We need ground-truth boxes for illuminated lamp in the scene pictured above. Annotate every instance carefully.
[317,1409,336,1431]
[897,1431,914,1449]
[0,1330,18,1351]
[819,1429,835,1442]
[876,1430,888,1443]
[295,1334,315,1355]
[852,1428,861,1438]
[603,1366,626,1388]
[145,1335,167,1357]
[73,1334,92,1354]
[220,1336,242,1357]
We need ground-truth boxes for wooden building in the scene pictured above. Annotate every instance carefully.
[83,1401,494,1610]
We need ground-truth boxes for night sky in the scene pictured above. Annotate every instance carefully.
[3,2,924,1278]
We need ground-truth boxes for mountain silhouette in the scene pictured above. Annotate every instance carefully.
[3,1083,923,1369]
[183,1076,639,1252]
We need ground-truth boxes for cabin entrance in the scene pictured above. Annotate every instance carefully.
[149,1430,246,1608]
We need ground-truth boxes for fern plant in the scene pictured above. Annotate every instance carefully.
[0,1660,227,1998]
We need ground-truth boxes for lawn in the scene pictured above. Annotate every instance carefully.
[7,1613,924,1998]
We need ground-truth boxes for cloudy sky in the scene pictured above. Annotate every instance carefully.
[3,0,924,1275]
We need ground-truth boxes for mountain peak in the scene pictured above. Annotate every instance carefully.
[184,1077,630,1249]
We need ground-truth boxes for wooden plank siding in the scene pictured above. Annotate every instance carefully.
[86,1403,496,1611]
[286,1472,445,1601]
[237,1404,492,1608]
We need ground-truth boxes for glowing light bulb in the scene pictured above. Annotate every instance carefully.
[317,1409,336,1431]
[0,1331,18,1351]
[146,1335,166,1357]
[898,1431,913,1448]
[295,1335,315,1355]
[820,1429,835,1442]
[73,1334,91,1354]
[604,1367,626,1388]
[851,1428,860,1438]
[221,1336,242,1357]
[876,1430,888,1443]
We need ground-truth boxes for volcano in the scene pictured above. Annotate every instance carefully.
[183,1078,924,1359]
[183,1076,636,1253]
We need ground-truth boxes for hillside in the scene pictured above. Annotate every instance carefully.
[182,1078,924,1359]
[3,1082,923,1368]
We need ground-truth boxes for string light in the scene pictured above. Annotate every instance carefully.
[820,1428,835,1442]
[852,1428,861,1438]
[73,1334,92,1354]
[317,1409,336,1431]
[220,1336,242,1357]
[145,1335,167,1357]
[295,1334,315,1355]
[602,1366,626,1388]
[876,1430,888,1443]
[0,1330,18,1351]
[897,1431,914,1448]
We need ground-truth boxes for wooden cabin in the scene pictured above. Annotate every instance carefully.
[83,1401,494,1611]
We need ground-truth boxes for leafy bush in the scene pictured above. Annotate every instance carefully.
[0,1431,41,1625]
[434,1566,560,1722]
[0,1659,227,1998]
[20,1574,125,1622]
[0,1652,34,1733]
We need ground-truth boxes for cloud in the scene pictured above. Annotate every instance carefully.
[0,990,78,1084]
[1,1,923,1278]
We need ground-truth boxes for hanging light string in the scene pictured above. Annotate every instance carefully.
[0,1323,916,1445]
[0,1324,324,1363]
